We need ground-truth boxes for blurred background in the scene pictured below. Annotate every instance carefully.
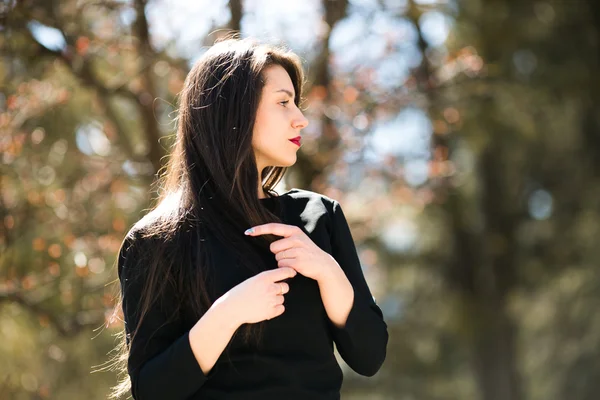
[2,0,600,399]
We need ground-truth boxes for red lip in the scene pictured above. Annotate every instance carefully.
[289,136,301,146]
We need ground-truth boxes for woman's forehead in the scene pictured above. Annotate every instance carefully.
[263,65,293,89]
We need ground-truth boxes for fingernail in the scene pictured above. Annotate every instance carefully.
[244,228,254,235]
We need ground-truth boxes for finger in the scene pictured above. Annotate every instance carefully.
[279,282,289,294]
[275,295,285,305]
[263,266,296,282]
[245,223,300,238]
[271,238,302,256]
[270,281,289,295]
[267,305,285,320]
[270,283,280,295]
[277,258,293,269]
[274,247,298,261]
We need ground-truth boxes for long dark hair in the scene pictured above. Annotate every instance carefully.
[105,36,307,399]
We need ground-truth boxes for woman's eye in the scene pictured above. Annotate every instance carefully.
[279,100,289,107]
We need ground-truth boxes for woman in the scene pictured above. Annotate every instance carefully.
[110,37,388,400]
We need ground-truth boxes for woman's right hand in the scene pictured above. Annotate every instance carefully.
[214,267,297,326]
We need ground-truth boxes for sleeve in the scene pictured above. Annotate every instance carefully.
[326,200,389,377]
[118,236,214,400]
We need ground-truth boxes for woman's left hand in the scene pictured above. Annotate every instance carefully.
[244,223,338,282]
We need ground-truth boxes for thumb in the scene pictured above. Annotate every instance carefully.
[265,266,297,282]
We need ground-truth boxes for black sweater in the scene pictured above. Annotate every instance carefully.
[117,188,388,400]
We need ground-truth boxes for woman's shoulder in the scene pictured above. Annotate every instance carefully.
[117,225,159,271]
[283,187,338,208]
[121,215,163,249]
[280,188,341,227]
[117,214,186,289]
[119,206,184,262]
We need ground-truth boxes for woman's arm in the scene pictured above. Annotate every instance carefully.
[316,259,354,329]
[188,296,240,375]
[119,236,240,400]
[320,200,389,377]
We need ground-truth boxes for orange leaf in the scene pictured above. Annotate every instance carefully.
[76,36,90,55]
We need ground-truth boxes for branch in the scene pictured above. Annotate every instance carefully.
[294,0,349,190]
[229,0,242,32]
[0,290,106,337]
[132,0,166,174]
[12,0,166,170]
[34,43,138,102]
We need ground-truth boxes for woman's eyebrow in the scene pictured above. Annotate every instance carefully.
[274,89,295,98]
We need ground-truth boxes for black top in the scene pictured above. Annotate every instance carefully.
[118,188,388,400]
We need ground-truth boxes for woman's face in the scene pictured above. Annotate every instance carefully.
[252,65,309,174]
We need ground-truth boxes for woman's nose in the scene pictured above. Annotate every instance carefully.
[293,112,309,130]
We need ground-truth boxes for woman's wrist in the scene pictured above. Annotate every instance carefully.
[188,297,241,375]
[210,294,243,332]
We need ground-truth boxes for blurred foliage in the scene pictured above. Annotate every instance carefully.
[2,0,600,399]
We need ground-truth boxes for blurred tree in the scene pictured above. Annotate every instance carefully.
[1,0,190,397]
[3,0,600,399]
[413,0,600,399]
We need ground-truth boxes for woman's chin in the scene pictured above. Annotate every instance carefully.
[272,155,297,168]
